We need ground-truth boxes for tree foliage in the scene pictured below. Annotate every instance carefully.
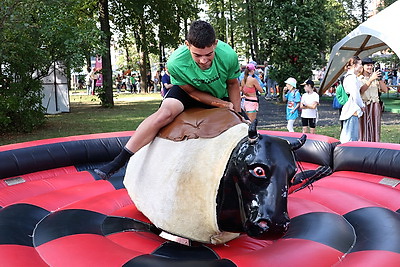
[1,0,390,133]
[0,0,102,132]
[205,0,356,87]
[110,0,199,93]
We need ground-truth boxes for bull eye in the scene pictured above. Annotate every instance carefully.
[251,166,266,178]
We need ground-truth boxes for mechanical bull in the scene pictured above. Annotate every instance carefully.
[123,108,306,245]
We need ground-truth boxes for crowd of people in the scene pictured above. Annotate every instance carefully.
[83,68,173,96]
[113,70,165,94]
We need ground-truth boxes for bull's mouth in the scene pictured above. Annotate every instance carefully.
[245,219,290,240]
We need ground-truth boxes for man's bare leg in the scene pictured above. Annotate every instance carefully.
[95,98,184,179]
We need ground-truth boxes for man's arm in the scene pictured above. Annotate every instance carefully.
[163,83,173,90]
[226,78,241,112]
[301,101,319,109]
[180,84,233,109]
[360,71,380,94]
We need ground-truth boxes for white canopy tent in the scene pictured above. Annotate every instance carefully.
[41,62,70,114]
[320,1,400,94]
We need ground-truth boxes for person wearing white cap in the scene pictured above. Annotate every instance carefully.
[282,77,300,132]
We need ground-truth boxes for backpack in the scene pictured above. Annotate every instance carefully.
[335,84,348,106]
[332,95,342,110]
[336,73,352,106]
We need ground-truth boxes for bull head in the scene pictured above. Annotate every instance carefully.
[217,119,306,240]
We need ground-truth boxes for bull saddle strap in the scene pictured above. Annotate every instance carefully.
[102,216,201,246]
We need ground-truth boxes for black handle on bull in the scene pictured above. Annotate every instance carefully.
[238,108,251,121]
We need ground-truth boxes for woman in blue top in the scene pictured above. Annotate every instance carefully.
[282,77,300,132]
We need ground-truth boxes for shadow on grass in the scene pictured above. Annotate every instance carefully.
[0,98,161,146]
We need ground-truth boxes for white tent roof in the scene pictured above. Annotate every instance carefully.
[320,1,400,94]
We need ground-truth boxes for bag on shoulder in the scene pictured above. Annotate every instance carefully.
[335,73,353,106]
[335,83,348,106]
[332,95,342,109]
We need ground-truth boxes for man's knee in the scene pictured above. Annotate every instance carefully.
[153,107,181,126]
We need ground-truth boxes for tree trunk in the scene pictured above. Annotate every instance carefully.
[98,0,114,107]
[229,0,234,48]
[246,0,254,60]
[138,19,148,93]
[124,42,131,69]
[140,51,148,93]
[360,0,366,22]
[249,0,259,62]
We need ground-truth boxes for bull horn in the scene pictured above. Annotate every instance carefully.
[289,134,307,150]
[248,119,259,143]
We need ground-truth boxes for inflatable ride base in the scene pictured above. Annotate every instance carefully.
[0,131,399,266]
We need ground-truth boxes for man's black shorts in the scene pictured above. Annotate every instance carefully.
[301,117,316,128]
[164,85,229,109]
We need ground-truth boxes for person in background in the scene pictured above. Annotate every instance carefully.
[238,61,265,89]
[130,74,136,93]
[358,57,388,142]
[147,71,154,92]
[94,20,242,179]
[397,67,400,86]
[317,67,325,85]
[153,70,160,92]
[339,56,365,143]
[115,74,122,93]
[85,67,93,95]
[300,80,319,134]
[392,68,397,85]
[161,67,173,97]
[125,75,131,91]
[282,77,300,132]
[263,61,277,100]
[240,63,264,121]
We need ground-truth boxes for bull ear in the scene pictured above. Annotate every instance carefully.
[248,119,259,143]
[289,134,307,150]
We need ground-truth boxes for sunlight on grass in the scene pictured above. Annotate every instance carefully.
[0,92,399,145]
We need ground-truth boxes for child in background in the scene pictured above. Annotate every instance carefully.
[282,77,300,132]
[300,80,319,134]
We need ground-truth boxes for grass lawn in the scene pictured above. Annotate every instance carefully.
[0,92,161,146]
[0,91,399,145]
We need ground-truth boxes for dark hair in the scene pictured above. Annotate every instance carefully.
[345,56,361,70]
[186,20,216,48]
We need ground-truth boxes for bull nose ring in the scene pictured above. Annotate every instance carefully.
[257,220,270,230]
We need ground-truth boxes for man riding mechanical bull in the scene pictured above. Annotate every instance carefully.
[96,20,308,244]
[95,20,242,179]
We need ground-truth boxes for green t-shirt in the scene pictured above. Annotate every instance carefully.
[167,40,240,99]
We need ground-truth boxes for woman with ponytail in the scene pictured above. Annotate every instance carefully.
[240,63,264,121]
[339,56,365,143]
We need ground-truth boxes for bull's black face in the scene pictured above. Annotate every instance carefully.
[237,134,296,239]
[217,129,304,240]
